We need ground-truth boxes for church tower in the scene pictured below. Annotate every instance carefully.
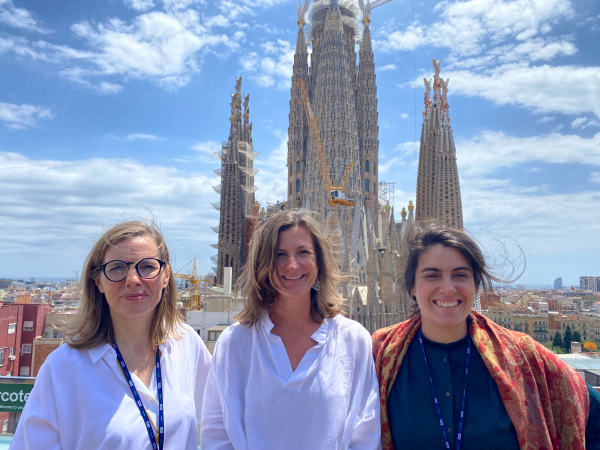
[212,77,258,285]
[287,1,310,209]
[415,59,463,228]
[356,5,379,219]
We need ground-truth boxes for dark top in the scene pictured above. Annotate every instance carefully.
[388,332,600,449]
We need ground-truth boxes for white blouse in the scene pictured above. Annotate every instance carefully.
[11,324,211,450]
[201,314,382,450]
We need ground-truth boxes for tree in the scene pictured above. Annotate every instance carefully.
[573,331,582,343]
[553,331,564,349]
[564,326,573,353]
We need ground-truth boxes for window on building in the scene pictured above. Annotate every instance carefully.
[365,179,369,192]
[296,179,300,193]
[7,324,16,335]
[19,366,29,377]
[365,160,370,173]
[296,161,300,174]
[23,321,33,331]
[8,348,13,357]
[208,331,222,341]
[22,344,32,354]
[2,420,7,433]
[0,349,4,367]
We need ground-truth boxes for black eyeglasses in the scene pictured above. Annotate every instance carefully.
[96,258,166,282]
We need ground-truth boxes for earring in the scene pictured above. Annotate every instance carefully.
[312,279,320,291]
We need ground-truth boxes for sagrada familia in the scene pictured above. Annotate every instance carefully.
[211,0,463,333]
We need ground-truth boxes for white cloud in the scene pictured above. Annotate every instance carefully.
[572,117,587,128]
[538,116,554,123]
[376,0,574,56]
[240,39,294,89]
[0,0,48,33]
[379,64,396,71]
[190,141,222,163]
[590,172,600,184]
[0,151,220,276]
[125,0,155,12]
[438,65,600,118]
[126,133,161,140]
[400,113,409,119]
[0,101,53,130]
[456,130,600,176]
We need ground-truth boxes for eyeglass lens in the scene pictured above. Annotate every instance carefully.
[104,258,162,282]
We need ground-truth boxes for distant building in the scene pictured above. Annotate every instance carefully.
[554,277,563,290]
[581,276,600,293]
[19,304,51,377]
[32,337,64,377]
[0,280,10,289]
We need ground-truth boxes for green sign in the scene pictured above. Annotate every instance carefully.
[0,383,34,412]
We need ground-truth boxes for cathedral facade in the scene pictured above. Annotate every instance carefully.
[287,0,412,332]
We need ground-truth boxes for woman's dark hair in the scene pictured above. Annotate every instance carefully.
[405,224,504,317]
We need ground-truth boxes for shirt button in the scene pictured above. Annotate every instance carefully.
[448,427,452,433]
[446,392,450,397]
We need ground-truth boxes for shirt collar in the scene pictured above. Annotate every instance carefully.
[260,312,333,345]
[87,343,114,364]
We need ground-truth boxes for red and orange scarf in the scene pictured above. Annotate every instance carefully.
[372,311,589,450]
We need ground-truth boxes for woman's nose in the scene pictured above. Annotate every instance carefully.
[439,278,457,295]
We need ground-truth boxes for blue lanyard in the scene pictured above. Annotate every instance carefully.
[418,328,471,450]
[113,342,164,450]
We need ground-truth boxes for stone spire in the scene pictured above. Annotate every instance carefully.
[287,0,310,209]
[415,59,463,228]
[213,77,259,286]
[303,4,361,228]
[356,9,379,220]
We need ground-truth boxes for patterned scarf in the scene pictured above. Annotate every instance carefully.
[372,311,589,450]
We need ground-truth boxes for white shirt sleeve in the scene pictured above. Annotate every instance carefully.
[9,359,61,450]
[349,355,382,450]
[200,340,236,450]
[194,333,213,424]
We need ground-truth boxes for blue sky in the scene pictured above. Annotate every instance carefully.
[0,0,598,286]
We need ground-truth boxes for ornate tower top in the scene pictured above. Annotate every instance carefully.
[297,0,309,28]
[401,207,407,220]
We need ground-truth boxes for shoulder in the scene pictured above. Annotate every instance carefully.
[372,318,417,356]
[45,343,91,368]
[335,314,372,344]
[212,321,255,355]
[170,323,211,362]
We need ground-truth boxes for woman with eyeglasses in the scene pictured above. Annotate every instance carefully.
[11,221,211,450]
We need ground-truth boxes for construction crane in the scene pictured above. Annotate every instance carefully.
[174,258,212,311]
[294,79,355,234]
[359,0,395,27]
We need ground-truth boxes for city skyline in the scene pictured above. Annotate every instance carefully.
[1,0,599,285]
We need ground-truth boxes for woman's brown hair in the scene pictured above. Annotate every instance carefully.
[404,223,506,317]
[65,220,182,350]
[234,209,345,326]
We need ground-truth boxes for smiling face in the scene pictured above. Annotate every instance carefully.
[95,236,170,327]
[272,226,319,303]
[412,244,476,343]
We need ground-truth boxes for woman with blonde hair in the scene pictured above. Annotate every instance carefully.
[12,221,211,450]
[201,209,381,450]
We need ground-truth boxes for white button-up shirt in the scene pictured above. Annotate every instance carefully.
[201,314,381,450]
[11,324,211,450]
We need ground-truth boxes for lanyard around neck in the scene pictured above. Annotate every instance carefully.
[113,342,164,450]
[418,328,471,450]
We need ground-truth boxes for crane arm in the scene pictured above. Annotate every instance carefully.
[294,80,333,190]
[337,161,354,192]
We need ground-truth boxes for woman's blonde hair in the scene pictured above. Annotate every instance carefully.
[234,209,344,326]
[65,220,182,350]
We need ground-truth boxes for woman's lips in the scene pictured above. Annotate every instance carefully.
[123,293,148,301]
[433,299,461,308]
